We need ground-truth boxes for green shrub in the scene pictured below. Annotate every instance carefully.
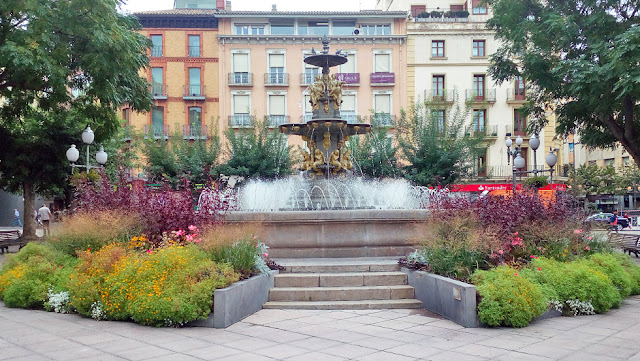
[0,243,77,308]
[102,245,239,326]
[524,257,620,313]
[473,266,547,327]
[608,253,640,294]
[207,237,258,276]
[586,253,634,298]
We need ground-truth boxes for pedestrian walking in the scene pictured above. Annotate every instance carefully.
[12,209,22,227]
[38,204,52,236]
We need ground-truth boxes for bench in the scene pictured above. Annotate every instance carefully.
[608,232,640,257]
[0,230,25,254]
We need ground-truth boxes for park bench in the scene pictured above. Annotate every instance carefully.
[0,230,25,254]
[608,232,640,257]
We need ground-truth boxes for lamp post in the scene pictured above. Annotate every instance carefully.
[66,126,108,174]
[505,133,557,194]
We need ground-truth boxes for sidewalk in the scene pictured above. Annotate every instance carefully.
[1,295,640,360]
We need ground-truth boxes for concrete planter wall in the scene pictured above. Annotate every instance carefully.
[189,270,278,328]
[403,268,479,328]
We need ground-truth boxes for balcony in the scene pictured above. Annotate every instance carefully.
[182,125,208,140]
[425,89,457,103]
[300,72,320,86]
[370,113,396,127]
[150,85,167,100]
[370,72,395,86]
[336,73,360,86]
[228,114,253,128]
[228,73,253,86]
[341,112,361,123]
[505,125,528,137]
[465,124,499,137]
[300,114,313,122]
[268,115,290,127]
[264,73,289,86]
[486,165,548,179]
[188,46,200,57]
[151,47,162,57]
[506,88,527,103]
[413,8,490,23]
[465,89,497,103]
[144,125,169,140]
[183,85,206,100]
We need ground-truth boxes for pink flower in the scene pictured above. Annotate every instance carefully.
[498,249,504,255]
[587,236,592,240]
[585,246,590,250]
[514,273,518,276]
[530,255,535,258]
[538,267,542,271]
[514,232,518,235]
[186,234,194,242]
[175,229,186,237]
[147,250,152,253]
[188,225,198,232]
[574,229,582,234]
[263,253,268,257]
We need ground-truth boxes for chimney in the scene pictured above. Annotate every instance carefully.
[225,0,231,10]
[272,4,277,11]
[216,0,225,9]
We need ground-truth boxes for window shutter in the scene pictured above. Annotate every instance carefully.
[152,107,164,126]
[269,54,285,68]
[234,95,250,113]
[374,54,390,73]
[340,54,356,73]
[233,53,249,72]
[303,95,312,113]
[269,95,285,115]
[342,95,356,111]
[374,94,391,113]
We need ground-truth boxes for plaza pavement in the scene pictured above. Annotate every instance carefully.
[2,228,640,360]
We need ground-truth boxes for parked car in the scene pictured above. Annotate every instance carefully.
[585,213,630,230]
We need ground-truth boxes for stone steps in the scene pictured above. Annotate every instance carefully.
[264,257,422,310]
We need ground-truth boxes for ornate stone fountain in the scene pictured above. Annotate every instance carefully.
[279,36,371,179]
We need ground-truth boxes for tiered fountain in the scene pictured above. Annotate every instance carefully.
[226,37,429,257]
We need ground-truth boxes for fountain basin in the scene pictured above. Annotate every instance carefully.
[225,209,429,258]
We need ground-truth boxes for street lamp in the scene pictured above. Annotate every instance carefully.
[66,126,108,174]
[505,133,557,194]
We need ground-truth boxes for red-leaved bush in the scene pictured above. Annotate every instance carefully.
[74,175,234,236]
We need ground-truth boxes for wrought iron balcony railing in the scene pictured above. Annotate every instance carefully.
[182,125,208,140]
[228,114,253,128]
[144,125,169,140]
[183,85,206,100]
[228,72,253,86]
[150,85,167,99]
[188,46,200,57]
[268,115,290,127]
[465,88,497,103]
[264,73,289,86]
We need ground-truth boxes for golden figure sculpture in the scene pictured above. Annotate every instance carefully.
[329,149,342,175]
[328,74,345,110]
[301,150,312,171]
[312,149,325,175]
[309,75,325,111]
[341,149,353,170]
[322,132,331,150]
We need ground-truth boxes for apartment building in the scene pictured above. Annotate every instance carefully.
[378,0,566,190]
[130,9,220,144]
[215,7,408,148]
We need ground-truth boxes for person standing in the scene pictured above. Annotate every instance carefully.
[610,210,619,232]
[12,209,22,227]
[38,204,52,236]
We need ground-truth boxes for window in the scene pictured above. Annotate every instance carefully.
[472,0,488,14]
[341,94,356,122]
[151,106,164,136]
[333,20,356,35]
[374,53,390,73]
[433,110,446,132]
[303,58,320,84]
[473,109,486,133]
[151,68,163,95]
[359,24,390,35]
[268,53,285,84]
[299,21,329,35]
[189,107,201,126]
[303,94,313,121]
[605,158,615,167]
[476,153,487,177]
[188,35,200,57]
[473,75,485,98]
[151,35,162,57]
[122,108,130,126]
[432,40,445,58]
[624,156,631,167]
[411,5,426,18]
[472,40,485,57]
[514,109,526,134]
[271,22,294,35]
[268,95,286,126]
[515,75,525,99]
[189,68,201,95]
[373,93,392,125]
[236,25,265,35]
[232,52,250,84]
[232,94,251,127]
[338,53,356,73]
[432,75,445,99]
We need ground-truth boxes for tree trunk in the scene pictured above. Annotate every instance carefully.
[22,181,37,241]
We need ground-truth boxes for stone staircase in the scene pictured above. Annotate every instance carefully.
[263,257,422,310]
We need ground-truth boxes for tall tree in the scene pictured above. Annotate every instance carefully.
[487,0,640,167]
[347,115,399,179]
[0,0,151,239]
[396,99,486,187]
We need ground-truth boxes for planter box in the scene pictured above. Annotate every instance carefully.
[188,270,278,328]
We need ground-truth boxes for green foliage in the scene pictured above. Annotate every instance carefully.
[587,253,634,299]
[219,117,293,179]
[570,164,629,198]
[487,0,640,167]
[523,176,548,189]
[143,125,221,186]
[396,99,486,187]
[609,253,640,295]
[207,237,259,276]
[473,266,547,327]
[348,116,399,179]
[0,243,78,308]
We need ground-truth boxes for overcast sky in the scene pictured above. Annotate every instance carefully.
[121,0,379,13]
